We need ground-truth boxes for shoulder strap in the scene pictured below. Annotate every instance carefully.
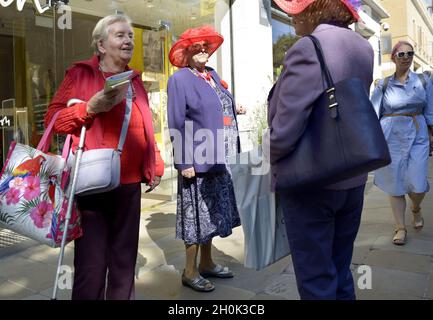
[417,73,427,90]
[117,84,133,153]
[379,76,391,118]
[305,35,335,89]
[382,76,390,95]
[305,35,339,118]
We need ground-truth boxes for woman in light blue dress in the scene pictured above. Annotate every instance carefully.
[371,41,433,245]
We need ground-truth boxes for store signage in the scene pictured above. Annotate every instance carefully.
[0,116,11,127]
[0,0,51,14]
[0,0,72,29]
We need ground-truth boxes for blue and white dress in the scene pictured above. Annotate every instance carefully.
[371,71,433,196]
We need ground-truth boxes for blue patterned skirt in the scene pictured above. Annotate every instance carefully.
[176,169,241,245]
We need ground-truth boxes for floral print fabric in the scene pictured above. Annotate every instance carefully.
[0,143,82,247]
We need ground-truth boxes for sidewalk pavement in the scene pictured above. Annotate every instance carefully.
[1,161,432,300]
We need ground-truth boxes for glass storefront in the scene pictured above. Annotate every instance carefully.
[0,0,231,200]
[270,3,297,80]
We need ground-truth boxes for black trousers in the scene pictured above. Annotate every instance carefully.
[279,185,365,300]
[72,183,141,300]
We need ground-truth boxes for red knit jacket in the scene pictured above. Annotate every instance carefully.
[44,55,164,184]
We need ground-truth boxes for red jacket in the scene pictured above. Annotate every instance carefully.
[44,55,164,184]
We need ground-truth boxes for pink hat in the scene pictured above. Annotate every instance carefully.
[273,0,361,22]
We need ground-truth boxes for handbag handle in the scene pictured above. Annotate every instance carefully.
[306,35,339,119]
[36,111,60,153]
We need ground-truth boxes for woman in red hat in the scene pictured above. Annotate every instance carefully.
[167,26,241,292]
[266,0,371,299]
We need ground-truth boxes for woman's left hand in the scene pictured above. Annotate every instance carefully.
[145,176,162,193]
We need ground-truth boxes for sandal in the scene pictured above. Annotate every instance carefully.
[199,264,234,279]
[181,271,215,292]
[392,228,407,246]
[412,208,424,229]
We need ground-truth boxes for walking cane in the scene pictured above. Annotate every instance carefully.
[51,125,87,300]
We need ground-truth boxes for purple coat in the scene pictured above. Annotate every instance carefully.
[268,24,374,190]
[167,67,240,172]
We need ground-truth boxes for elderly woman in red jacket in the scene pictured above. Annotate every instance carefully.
[44,14,164,300]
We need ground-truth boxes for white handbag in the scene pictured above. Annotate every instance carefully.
[67,86,132,196]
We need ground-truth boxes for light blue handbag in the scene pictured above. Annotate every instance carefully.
[228,147,290,270]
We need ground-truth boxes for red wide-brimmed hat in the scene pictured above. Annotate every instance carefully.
[169,26,224,68]
[273,0,361,22]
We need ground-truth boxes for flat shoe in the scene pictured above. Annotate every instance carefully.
[199,264,234,279]
[412,208,424,229]
[181,272,215,292]
[392,228,407,246]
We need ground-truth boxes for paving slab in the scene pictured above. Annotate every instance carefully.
[262,273,300,300]
[372,236,433,256]
[6,262,58,293]
[39,286,72,300]
[363,250,432,274]
[21,294,50,300]
[0,279,36,300]
[426,274,433,299]
[17,245,74,268]
[354,267,428,299]
[250,293,288,300]
[135,265,256,300]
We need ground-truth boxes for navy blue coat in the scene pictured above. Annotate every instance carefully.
[267,24,374,190]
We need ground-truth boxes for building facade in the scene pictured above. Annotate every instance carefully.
[379,0,433,76]
[357,0,390,84]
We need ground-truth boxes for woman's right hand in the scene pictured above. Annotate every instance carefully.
[86,86,128,114]
[181,167,196,179]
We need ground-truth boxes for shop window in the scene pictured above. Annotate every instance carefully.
[271,11,298,81]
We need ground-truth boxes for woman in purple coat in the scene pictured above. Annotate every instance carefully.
[167,26,241,292]
[268,0,371,299]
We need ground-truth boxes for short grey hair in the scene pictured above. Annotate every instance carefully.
[91,14,133,56]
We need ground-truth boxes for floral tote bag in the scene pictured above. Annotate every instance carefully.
[0,112,82,247]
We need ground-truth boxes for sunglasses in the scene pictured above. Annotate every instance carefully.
[189,42,209,54]
[396,51,415,59]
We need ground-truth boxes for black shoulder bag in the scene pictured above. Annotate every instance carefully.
[274,35,391,191]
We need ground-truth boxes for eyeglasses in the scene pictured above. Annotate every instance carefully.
[396,51,415,59]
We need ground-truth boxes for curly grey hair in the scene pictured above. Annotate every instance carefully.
[91,14,133,56]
